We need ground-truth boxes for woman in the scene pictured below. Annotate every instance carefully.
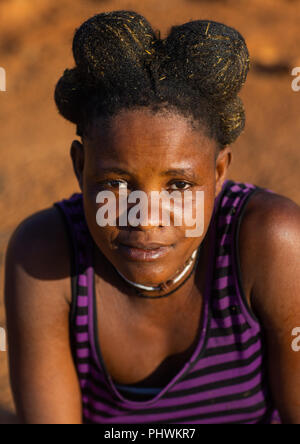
[4,10,300,424]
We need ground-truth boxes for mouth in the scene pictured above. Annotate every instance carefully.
[116,241,174,262]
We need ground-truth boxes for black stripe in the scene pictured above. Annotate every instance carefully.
[81,353,262,411]
[233,187,262,324]
[164,364,262,398]
[211,305,242,318]
[138,383,264,416]
[74,324,89,334]
[216,245,231,256]
[209,322,249,337]
[75,341,90,349]
[183,348,261,382]
[212,285,236,299]
[77,285,88,296]
[214,265,232,279]
[154,401,266,424]
[82,380,264,417]
[77,306,88,316]
[218,206,236,216]
[203,334,260,357]
[77,357,91,365]
[216,222,233,236]
[82,399,266,423]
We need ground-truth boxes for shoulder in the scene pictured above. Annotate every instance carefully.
[240,188,300,256]
[238,187,300,314]
[5,205,72,305]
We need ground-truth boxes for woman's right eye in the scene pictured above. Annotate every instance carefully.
[104,179,128,189]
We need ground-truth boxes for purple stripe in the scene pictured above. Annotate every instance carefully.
[77,348,90,359]
[76,315,88,326]
[156,369,264,412]
[78,274,88,287]
[76,332,89,343]
[210,313,246,329]
[83,383,265,423]
[219,195,239,209]
[218,214,234,225]
[216,254,230,267]
[78,363,91,373]
[220,234,231,247]
[83,379,121,403]
[179,407,266,424]
[167,355,262,394]
[213,275,235,290]
[205,331,259,351]
[77,295,88,307]
[198,339,261,368]
[212,296,238,310]
[230,184,243,193]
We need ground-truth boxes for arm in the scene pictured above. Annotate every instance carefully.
[4,208,82,424]
[241,191,300,424]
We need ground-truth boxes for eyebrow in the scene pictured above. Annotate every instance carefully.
[97,168,132,176]
[97,167,198,180]
[161,169,198,180]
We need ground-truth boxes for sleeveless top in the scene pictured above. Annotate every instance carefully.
[54,180,282,424]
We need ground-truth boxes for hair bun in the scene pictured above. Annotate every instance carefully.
[54,68,87,124]
[157,20,250,103]
[72,10,156,89]
[55,12,250,146]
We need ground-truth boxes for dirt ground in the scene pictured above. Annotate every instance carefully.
[0,0,299,423]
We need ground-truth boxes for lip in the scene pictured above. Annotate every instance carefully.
[117,242,173,262]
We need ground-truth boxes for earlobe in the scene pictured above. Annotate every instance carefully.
[70,140,84,191]
[215,146,232,197]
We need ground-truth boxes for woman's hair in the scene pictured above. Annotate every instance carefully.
[55,10,250,148]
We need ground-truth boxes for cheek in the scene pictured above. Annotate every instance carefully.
[83,188,120,249]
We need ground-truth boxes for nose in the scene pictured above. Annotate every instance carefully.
[126,190,172,230]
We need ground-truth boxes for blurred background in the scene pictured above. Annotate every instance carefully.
[0,0,299,423]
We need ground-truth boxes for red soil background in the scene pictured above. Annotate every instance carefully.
[0,0,299,423]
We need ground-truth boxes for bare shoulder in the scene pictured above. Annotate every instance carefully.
[4,206,82,424]
[238,188,300,311]
[240,189,300,253]
[5,205,72,306]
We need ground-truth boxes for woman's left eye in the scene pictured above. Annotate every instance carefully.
[169,181,192,191]
[102,180,128,189]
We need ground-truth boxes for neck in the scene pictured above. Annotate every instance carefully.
[115,247,200,298]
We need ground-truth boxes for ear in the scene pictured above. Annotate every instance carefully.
[215,146,232,197]
[70,140,84,191]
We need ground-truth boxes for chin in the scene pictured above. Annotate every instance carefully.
[115,258,175,286]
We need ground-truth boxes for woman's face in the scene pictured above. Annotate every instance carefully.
[71,108,231,285]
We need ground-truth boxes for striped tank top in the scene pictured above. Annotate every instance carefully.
[54,180,282,424]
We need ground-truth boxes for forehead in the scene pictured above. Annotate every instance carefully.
[84,108,215,170]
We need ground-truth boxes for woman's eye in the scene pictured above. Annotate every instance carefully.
[169,181,192,191]
[105,180,128,189]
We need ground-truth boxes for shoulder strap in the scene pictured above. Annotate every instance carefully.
[53,193,92,327]
[214,181,266,328]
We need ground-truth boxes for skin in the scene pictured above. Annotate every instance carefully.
[4,108,300,424]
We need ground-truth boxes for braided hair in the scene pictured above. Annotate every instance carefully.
[55,10,250,148]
